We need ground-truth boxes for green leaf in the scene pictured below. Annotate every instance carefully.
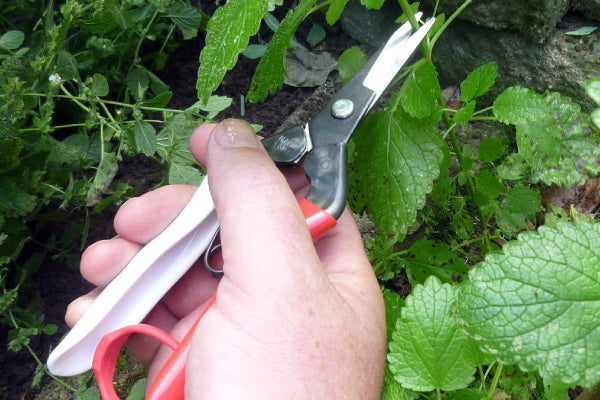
[168,162,203,185]
[473,168,503,206]
[248,0,316,102]
[326,0,350,25]
[86,152,117,205]
[0,30,24,50]
[453,100,475,126]
[133,120,157,156]
[142,91,172,108]
[56,51,79,81]
[197,0,269,103]
[565,26,597,36]
[354,108,444,240]
[592,108,600,129]
[0,137,22,173]
[167,1,208,40]
[460,62,497,102]
[405,239,469,285]
[503,185,541,216]
[477,137,505,163]
[90,73,109,97]
[458,221,600,387]
[0,177,36,217]
[383,288,405,339]
[388,277,477,391]
[306,23,326,47]
[400,61,441,119]
[360,0,385,9]
[585,78,600,106]
[337,46,367,84]
[493,86,547,125]
[126,66,149,101]
[125,378,146,400]
[192,95,233,119]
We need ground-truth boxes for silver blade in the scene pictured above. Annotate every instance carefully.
[363,15,435,102]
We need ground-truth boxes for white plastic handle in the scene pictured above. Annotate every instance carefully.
[47,178,219,376]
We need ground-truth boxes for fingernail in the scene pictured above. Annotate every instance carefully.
[213,119,261,149]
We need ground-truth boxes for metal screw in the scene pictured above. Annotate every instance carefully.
[331,99,354,119]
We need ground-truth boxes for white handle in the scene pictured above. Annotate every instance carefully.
[47,178,219,376]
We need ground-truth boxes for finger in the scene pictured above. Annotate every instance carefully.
[80,238,142,287]
[114,185,197,244]
[205,119,323,291]
[65,288,102,327]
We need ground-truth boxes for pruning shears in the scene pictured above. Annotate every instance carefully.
[47,13,434,400]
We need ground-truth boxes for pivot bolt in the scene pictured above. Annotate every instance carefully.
[331,99,354,119]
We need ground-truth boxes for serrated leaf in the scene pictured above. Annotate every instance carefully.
[388,277,477,391]
[401,61,441,119]
[133,120,157,156]
[194,95,232,119]
[90,73,109,97]
[460,62,497,102]
[56,51,78,81]
[142,91,172,108]
[516,92,600,187]
[197,0,269,103]
[326,0,350,25]
[337,46,367,84]
[167,1,208,40]
[474,168,503,206]
[168,162,203,185]
[503,185,541,215]
[0,30,24,50]
[493,86,547,125]
[354,109,444,240]
[458,221,600,387]
[248,0,316,102]
[0,177,35,217]
[126,66,149,102]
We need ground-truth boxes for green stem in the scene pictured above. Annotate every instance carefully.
[487,363,503,399]
[309,0,334,15]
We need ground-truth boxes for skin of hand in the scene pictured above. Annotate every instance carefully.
[66,119,386,399]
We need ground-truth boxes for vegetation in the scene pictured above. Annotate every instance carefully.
[1,0,599,398]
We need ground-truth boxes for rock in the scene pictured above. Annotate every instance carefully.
[419,0,570,41]
[284,48,337,87]
[431,18,600,110]
[573,0,600,20]
[339,0,402,48]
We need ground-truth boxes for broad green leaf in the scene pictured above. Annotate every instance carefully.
[592,108,600,129]
[197,0,269,103]
[503,185,541,216]
[0,177,35,217]
[516,92,600,187]
[458,222,600,387]
[194,95,233,119]
[248,0,316,102]
[477,137,505,162]
[381,365,410,400]
[90,73,109,97]
[167,1,208,40]
[133,120,157,156]
[337,46,367,84]
[405,239,469,285]
[142,91,172,108]
[126,66,149,101]
[126,378,146,400]
[493,86,548,125]
[383,288,405,339]
[388,277,477,391]
[585,78,600,106]
[168,162,203,185]
[473,168,503,207]
[401,61,440,119]
[0,30,24,50]
[326,0,350,25]
[56,51,78,81]
[354,108,443,240]
[460,62,497,102]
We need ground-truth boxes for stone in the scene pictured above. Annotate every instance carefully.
[431,18,600,110]
[419,0,570,41]
[340,0,402,48]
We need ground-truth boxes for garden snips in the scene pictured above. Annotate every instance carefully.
[47,13,434,400]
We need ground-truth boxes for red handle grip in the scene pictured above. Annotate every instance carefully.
[298,197,337,240]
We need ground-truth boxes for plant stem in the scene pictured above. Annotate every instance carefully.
[487,363,504,399]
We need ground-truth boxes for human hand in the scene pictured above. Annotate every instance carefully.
[66,119,386,399]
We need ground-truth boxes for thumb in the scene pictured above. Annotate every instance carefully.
[205,119,323,291]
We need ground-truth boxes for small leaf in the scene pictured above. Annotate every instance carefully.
[503,185,541,216]
[167,1,208,40]
[56,51,79,81]
[401,61,441,119]
[197,0,269,103]
[133,120,157,156]
[126,66,149,102]
[0,177,36,217]
[460,62,497,102]
[565,26,597,36]
[453,100,475,125]
[0,30,24,50]
[306,23,326,47]
[326,0,350,25]
[142,91,172,108]
[405,239,469,285]
[192,95,233,119]
[458,222,600,387]
[90,73,109,97]
[354,108,444,240]
[473,168,503,206]
[388,277,477,391]
[585,78,600,106]
[477,137,505,162]
[337,46,367,84]
[248,0,316,102]
[168,162,203,185]
[0,137,22,173]
[125,378,147,400]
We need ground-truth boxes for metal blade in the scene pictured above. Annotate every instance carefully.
[363,15,435,102]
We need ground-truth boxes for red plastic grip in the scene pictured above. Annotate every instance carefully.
[298,197,338,240]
